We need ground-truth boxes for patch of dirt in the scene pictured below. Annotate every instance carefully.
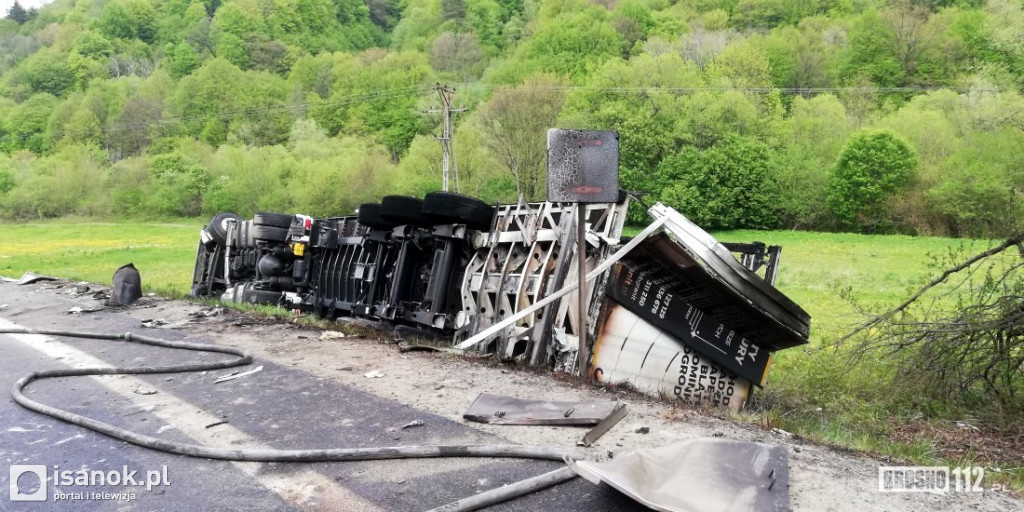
[891,422,1024,465]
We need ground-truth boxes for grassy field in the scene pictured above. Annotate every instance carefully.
[2,219,1020,486]
[0,220,203,297]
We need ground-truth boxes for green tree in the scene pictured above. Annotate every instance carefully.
[96,0,158,43]
[442,0,466,22]
[165,42,199,78]
[477,73,567,200]
[776,93,849,229]
[314,51,431,160]
[6,1,29,25]
[560,52,701,221]
[826,131,917,231]
[147,151,210,216]
[491,8,621,83]
[657,135,780,230]
[840,9,904,86]
[2,93,58,152]
[23,52,76,97]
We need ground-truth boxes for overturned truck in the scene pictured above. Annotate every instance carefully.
[191,193,810,410]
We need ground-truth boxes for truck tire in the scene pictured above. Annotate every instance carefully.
[380,195,426,226]
[253,225,288,242]
[207,213,242,245]
[421,192,495,231]
[253,212,293,228]
[357,203,395,230]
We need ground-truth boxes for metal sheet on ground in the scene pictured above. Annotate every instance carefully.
[572,438,790,512]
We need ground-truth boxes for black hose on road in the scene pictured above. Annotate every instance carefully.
[0,327,581,510]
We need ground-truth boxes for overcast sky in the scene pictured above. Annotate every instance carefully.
[2,0,52,18]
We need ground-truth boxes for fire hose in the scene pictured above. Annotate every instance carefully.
[1,327,580,511]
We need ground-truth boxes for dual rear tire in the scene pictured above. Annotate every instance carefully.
[358,193,494,231]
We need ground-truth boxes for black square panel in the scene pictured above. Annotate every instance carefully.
[546,129,619,203]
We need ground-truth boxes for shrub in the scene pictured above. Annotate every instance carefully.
[826,131,917,232]
[657,135,780,230]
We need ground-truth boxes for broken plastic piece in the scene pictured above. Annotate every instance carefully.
[16,272,57,286]
[463,393,621,426]
[570,438,789,512]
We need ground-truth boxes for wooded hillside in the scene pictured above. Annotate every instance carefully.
[0,0,1022,237]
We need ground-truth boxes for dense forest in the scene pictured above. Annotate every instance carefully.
[0,0,1022,237]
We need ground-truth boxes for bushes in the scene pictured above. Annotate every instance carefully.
[826,131,917,232]
[657,135,780,231]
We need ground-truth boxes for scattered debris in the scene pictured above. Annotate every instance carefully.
[132,385,158,396]
[579,403,628,447]
[319,331,346,341]
[74,283,91,295]
[15,272,57,285]
[0,304,7,310]
[634,426,650,435]
[156,425,177,434]
[401,420,425,429]
[214,366,263,384]
[463,393,623,426]
[141,319,169,328]
[570,438,790,512]
[364,370,385,379]
[66,306,103,315]
[956,421,981,432]
[189,307,223,319]
[92,290,110,301]
[204,420,228,429]
[398,342,437,353]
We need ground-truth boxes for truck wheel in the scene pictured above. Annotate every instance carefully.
[207,213,242,245]
[380,195,426,226]
[357,203,395,230]
[253,225,288,242]
[253,212,293,228]
[421,192,495,231]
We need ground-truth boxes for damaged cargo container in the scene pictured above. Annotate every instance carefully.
[191,195,810,410]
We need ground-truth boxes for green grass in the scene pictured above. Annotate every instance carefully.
[3,220,1020,489]
[0,219,205,297]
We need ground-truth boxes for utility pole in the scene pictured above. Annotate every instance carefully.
[424,83,467,192]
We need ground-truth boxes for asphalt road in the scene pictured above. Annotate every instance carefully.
[0,281,639,511]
